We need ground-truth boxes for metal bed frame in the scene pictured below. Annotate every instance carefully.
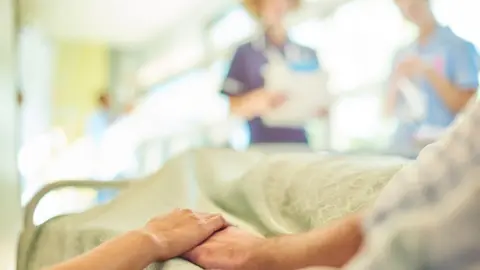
[17,180,133,270]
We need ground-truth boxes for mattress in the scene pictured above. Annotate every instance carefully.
[21,149,408,270]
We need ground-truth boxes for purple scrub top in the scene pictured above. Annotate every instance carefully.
[222,35,320,144]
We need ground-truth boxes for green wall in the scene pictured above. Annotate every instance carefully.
[52,42,110,141]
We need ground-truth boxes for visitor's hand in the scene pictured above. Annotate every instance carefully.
[142,209,228,261]
[231,88,287,119]
[183,227,268,270]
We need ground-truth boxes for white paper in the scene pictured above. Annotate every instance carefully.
[397,79,426,121]
[261,60,330,127]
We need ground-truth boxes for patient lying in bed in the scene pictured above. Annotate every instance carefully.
[27,150,404,270]
[48,97,480,270]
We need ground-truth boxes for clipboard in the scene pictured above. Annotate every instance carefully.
[261,51,330,127]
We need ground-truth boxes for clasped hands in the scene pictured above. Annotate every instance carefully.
[140,209,268,270]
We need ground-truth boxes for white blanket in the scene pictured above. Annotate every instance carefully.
[24,150,407,270]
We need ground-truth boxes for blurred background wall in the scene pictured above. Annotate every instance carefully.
[52,42,110,141]
[0,0,21,269]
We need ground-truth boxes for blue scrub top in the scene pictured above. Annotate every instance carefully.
[392,26,479,155]
[221,34,320,144]
[87,109,112,144]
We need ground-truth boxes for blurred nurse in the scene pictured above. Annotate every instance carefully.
[222,0,323,151]
[386,0,479,157]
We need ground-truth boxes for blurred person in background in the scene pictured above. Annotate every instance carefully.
[17,91,25,189]
[87,92,115,145]
[17,90,24,107]
[222,0,326,152]
[385,0,479,157]
[86,92,118,203]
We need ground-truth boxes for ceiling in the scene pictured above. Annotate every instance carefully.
[22,0,351,48]
[23,0,235,46]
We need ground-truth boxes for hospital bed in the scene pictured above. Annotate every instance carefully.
[18,149,409,270]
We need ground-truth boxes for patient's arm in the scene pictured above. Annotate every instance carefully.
[265,214,363,269]
[49,209,227,270]
[185,213,363,270]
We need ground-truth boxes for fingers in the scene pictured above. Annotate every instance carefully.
[193,212,226,224]
[203,214,228,234]
[172,208,227,224]
[174,209,228,233]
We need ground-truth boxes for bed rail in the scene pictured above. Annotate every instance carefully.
[18,180,132,270]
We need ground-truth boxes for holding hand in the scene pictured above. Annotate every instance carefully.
[142,209,228,261]
[183,227,268,270]
[231,88,287,119]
